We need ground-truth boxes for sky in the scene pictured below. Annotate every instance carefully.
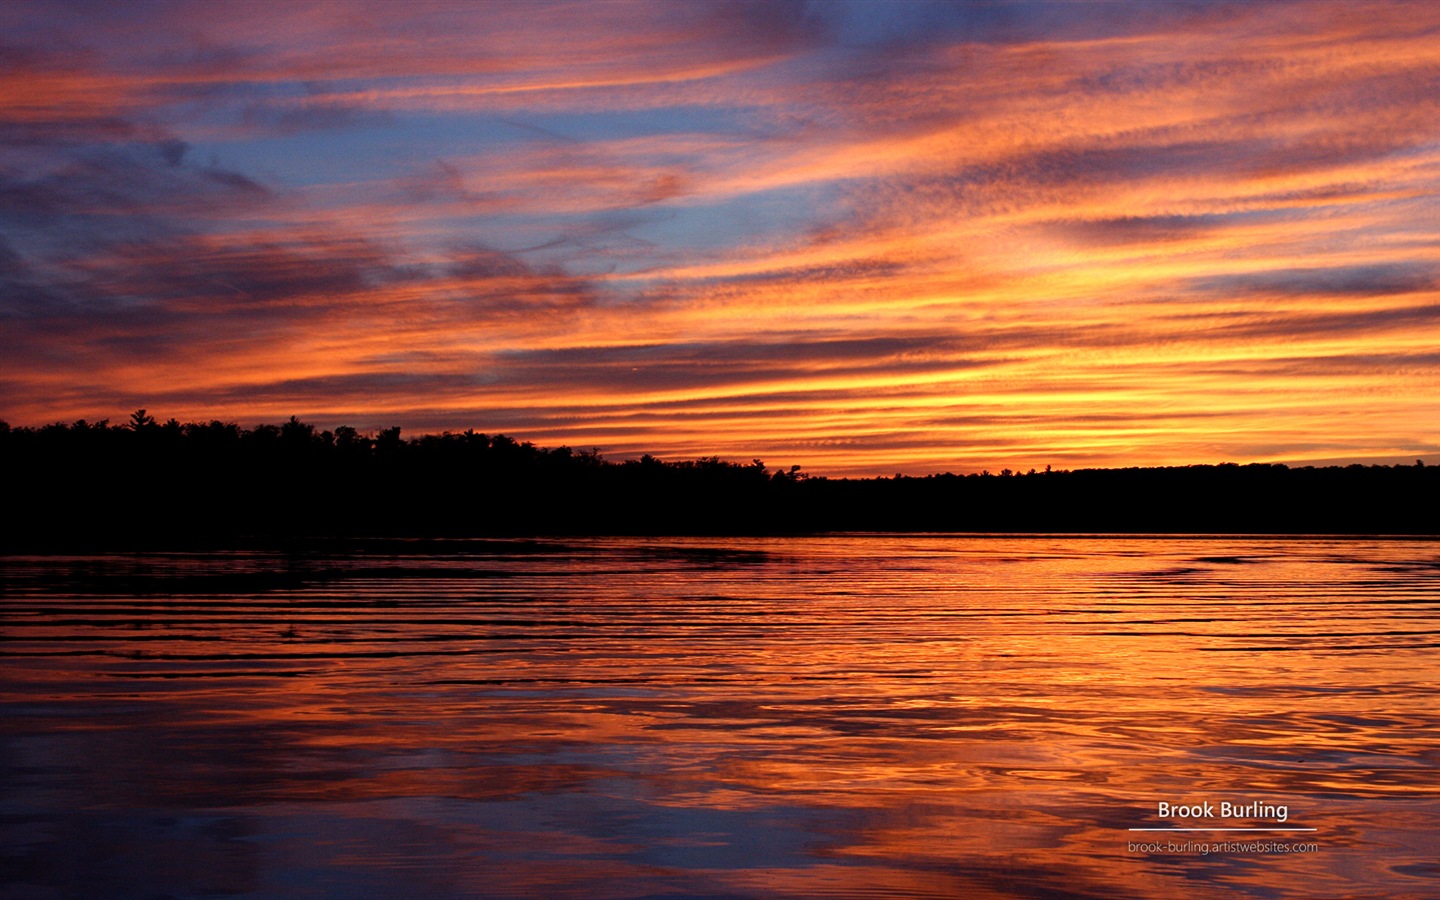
[2,0,1438,476]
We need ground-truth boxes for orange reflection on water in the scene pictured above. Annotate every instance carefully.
[2,537,1438,898]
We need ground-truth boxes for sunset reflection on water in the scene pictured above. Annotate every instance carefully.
[2,537,1438,898]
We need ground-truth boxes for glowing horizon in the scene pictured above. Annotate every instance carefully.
[3,0,1437,476]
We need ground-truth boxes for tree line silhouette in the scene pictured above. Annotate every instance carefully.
[3,411,1434,547]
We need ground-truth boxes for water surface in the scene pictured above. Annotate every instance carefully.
[3,536,1438,898]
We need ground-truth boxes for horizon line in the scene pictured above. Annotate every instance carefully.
[1,411,1434,481]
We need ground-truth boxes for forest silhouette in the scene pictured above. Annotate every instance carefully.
[3,411,1434,547]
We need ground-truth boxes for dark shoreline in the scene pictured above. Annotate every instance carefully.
[5,416,1436,548]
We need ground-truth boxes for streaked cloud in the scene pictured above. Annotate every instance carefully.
[2,0,1437,474]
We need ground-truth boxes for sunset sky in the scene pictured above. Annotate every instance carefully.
[3,0,1438,475]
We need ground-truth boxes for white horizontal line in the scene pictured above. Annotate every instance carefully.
[1128,828,1318,832]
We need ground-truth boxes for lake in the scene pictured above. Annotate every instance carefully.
[2,536,1438,898]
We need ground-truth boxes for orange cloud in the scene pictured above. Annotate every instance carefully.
[2,1,1438,474]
